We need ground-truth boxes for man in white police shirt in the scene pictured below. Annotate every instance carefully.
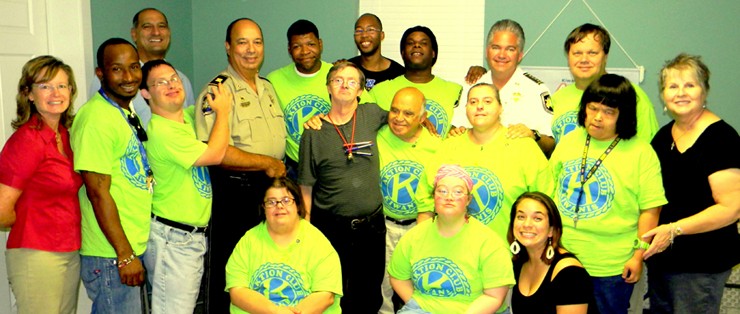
[455,19,555,156]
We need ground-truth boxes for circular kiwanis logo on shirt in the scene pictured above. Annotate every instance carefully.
[119,134,147,190]
[552,111,579,143]
[557,158,615,220]
[380,160,423,216]
[425,100,449,137]
[190,167,212,199]
[250,263,310,307]
[463,166,503,225]
[284,95,330,143]
[412,257,471,298]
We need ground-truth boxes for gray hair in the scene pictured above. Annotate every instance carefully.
[486,19,525,51]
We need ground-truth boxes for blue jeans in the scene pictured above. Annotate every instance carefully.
[397,297,511,314]
[141,218,207,314]
[648,268,731,314]
[592,275,634,314]
[80,254,145,314]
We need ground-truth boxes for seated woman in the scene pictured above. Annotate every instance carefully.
[389,164,514,314]
[508,192,598,314]
[225,177,342,314]
[549,74,667,314]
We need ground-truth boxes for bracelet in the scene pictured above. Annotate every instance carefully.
[117,252,136,268]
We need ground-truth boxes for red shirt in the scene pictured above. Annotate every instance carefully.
[0,115,83,252]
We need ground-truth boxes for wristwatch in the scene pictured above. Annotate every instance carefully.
[531,129,541,142]
[633,239,650,250]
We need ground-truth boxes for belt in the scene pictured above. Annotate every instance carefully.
[350,205,383,230]
[385,216,416,226]
[152,214,207,233]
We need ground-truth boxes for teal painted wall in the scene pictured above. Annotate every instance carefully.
[485,0,740,130]
[190,0,359,91]
[90,1,194,81]
[89,0,740,129]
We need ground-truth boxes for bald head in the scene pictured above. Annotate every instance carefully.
[389,87,427,142]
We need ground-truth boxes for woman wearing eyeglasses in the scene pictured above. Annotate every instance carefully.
[549,74,666,314]
[0,56,83,314]
[225,177,342,314]
[389,164,514,314]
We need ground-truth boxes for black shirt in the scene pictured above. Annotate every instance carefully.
[348,56,405,91]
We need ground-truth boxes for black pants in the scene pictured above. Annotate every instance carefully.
[312,207,387,314]
[204,167,271,314]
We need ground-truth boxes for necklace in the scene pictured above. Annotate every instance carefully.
[327,111,356,160]
[573,135,620,228]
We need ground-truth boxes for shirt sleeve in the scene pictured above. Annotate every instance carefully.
[0,130,44,190]
[307,234,343,297]
[178,70,196,108]
[551,265,593,306]
[72,111,117,175]
[637,143,668,210]
[701,122,740,176]
[634,84,660,142]
[480,235,516,289]
[224,233,253,292]
[523,139,555,197]
[388,227,413,280]
[148,122,207,169]
[297,130,318,186]
[414,167,436,214]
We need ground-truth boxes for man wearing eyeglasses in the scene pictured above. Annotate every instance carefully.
[266,19,332,179]
[87,8,195,130]
[298,61,388,314]
[348,13,404,91]
[138,59,231,314]
[193,18,287,314]
[70,38,151,314]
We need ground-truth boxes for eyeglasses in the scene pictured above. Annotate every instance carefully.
[434,188,468,199]
[149,76,181,88]
[264,197,295,209]
[34,83,70,92]
[354,28,380,35]
[330,78,360,89]
[127,113,148,142]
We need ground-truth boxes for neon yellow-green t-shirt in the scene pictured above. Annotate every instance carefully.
[551,83,659,143]
[377,126,442,220]
[415,130,554,241]
[146,114,211,227]
[225,219,343,314]
[550,128,667,276]
[71,93,152,258]
[266,62,332,162]
[389,218,515,314]
[369,75,462,138]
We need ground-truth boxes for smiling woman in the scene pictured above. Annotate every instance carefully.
[225,177,342,314]
[1,55,83,314]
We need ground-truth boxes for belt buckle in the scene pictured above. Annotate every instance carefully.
[351,219,362,230]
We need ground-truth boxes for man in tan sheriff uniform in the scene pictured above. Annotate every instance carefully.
[193,17,286,314]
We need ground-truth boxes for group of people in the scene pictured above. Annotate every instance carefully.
[0,7,738,314]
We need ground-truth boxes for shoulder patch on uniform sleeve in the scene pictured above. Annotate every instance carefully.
[524,72,544,85]
[210,75,229,85]
[541,92,553,113]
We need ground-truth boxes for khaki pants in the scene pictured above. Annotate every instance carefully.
[6,248,80,314]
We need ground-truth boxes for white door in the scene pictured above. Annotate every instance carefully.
[0,0,93,313]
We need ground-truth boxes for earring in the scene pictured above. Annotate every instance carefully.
[510,240,520,255]
[546,237,555,260]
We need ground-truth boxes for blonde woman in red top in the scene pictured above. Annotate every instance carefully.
[0,56,83,314]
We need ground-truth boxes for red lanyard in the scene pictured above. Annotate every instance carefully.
[328,111,356,160]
